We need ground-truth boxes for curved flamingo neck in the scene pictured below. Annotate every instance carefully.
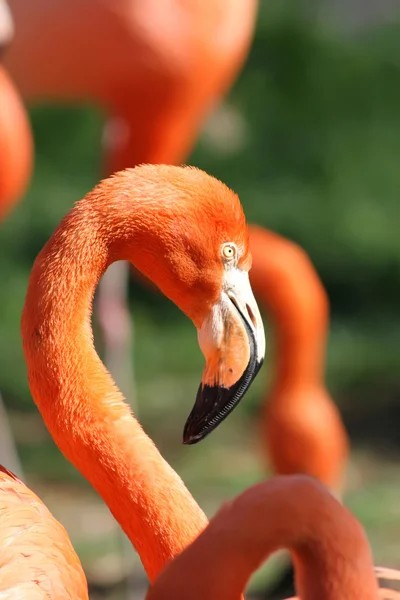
[249,229,329,391]
[147,476,379,600]
[21,170,208,582]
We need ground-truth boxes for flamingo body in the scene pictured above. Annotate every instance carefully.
[5,0,258,172]
[0,466,87,599]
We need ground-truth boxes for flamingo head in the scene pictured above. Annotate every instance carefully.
[123,165,265,443]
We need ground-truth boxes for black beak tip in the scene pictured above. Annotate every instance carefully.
[182,429,204,445]
[182,382,241,445]
[182,356,265,445]
[182,391,212,445]
[183,385,222,446]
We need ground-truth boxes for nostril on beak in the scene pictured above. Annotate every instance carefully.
[246,303,257,329]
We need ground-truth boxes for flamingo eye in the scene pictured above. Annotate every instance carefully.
[221,243,237,261]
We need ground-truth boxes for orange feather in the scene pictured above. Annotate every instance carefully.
[3,0,259,430]
[15,164,258,592]
[146,475,400,600]
[0,465,87,598]
[4,0,258,172]
[0,65,32,220]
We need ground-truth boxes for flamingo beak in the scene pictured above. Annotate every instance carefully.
[183,269,265,444]
[0,1,13,58]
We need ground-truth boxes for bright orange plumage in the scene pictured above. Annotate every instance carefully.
[3,0,259,427]
[0,466,87,599]
[146,475,400,600]
[5,0,258,172]
[249,225,349,496]
[8,165,262,594]
[0,65,32,220]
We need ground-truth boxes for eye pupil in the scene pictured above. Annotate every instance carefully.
[223,244,236,259]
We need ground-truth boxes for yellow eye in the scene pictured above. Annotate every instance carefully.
[222,243,236,260]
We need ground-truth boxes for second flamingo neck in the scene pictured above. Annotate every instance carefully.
[272,326,327,389]
[259,269,328,388]
[249,231,329,388]
[147,477,379,600]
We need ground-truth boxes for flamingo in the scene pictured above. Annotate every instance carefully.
[0,19,32,219]
[248,225,349,496]
[2,5,259,590]
[0,0,32,478]
[4,0,258,410]
[145,474,400,600]
[9,164,265,594]
[0,76,29,470]
[4,0,257,174]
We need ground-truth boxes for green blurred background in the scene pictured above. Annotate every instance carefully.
[1,1,400,597]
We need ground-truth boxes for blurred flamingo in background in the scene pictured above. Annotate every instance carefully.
[4,0,259,409]
[0,0,32,221]
[0,0,32,480]
[5,0,257,172]
[6,165,263,595]
[248,225,350,598]
[249,226,349,495]
[0,64,31,220]
[145,475,400,600]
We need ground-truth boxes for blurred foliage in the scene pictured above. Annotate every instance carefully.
[1,0,400,442]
